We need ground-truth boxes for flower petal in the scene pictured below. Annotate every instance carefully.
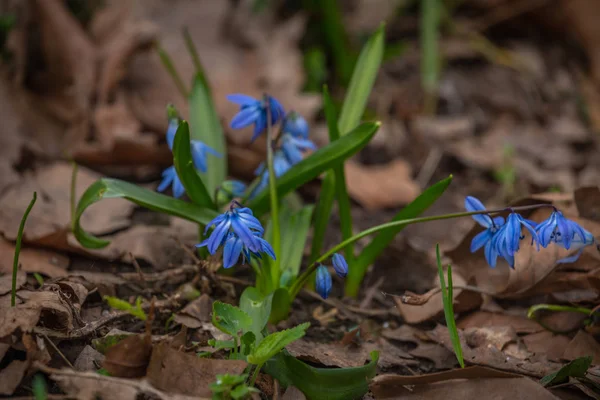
[231,107,261,130]
[227,94,258,106]
[465,196,493,227]
[470,229,492,253]
[223,234,244,269]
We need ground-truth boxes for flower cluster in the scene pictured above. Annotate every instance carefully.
[227,95,316,198]
[197,202,275,269]
[157,113,220,198]
[467,196,595,268]
[315,253,348,299]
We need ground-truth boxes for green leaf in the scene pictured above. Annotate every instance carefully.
[247,322,309,366]
[12,191,36,307]
[240,287,273,343]
[347,175,452,296]
[324,86,353,264]
[241,331,256,356]
[172,120,214,208]
[421,0,441,111]
[212,301,253,338]
[248,122,380,216]
[337,24,385,136]
[540,356,592,387]
[73,179,219,249]
[309,171,336,264]
[264,350,379,400]
[269,288,292,325]
[208,339,236,350]
[279,204,315,277]
[189,74,227,194]
[437,245,464,368]
[104,296,147,321]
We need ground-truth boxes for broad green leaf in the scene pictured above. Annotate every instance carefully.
[338,24,385,136]
[241,331,256,356]
[269,288,292,324]
[437,245,464,368]
[248,122,380,216]
[240,287,273,343]
[347,175,452,296]
[212,301,253,338]
[73,179,219,249]
[189,75,227,194]
[279,204,315,277]
[309,171,336,264]
[324,86,353,263]
[247,322,309,365]
[264,350,379,400]
[540,356,592,387]
[172,120,214,208]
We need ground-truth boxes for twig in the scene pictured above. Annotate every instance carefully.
[128,252,145,283]
[42,333,74,368]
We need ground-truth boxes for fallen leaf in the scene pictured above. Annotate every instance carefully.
[0,306,41,338]
[103,333,153,378]
[463,325,518,351]
[0,270,26,296]
[174,294,213,329]
[18,290,76,332]
[458,311,543,334]
[74,345,105,372]
[146,342,247,397]
[345,160,421,210]
[282,385,307,400]
[523,331,572,362]
[382,326,457,370]
[563,330,600,364]
[0,240,69,278]
[575,186,600,222]
[0,359,29,396]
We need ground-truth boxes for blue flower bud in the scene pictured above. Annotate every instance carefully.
[283,112,309,139]
[332,253,348,278]
[227,93,285,142]
[315,265,332,299]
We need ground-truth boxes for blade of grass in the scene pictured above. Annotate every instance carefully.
[421,0,441,115]
[436,244,464,368]
[12,192,37,306]
[157,46,188,99]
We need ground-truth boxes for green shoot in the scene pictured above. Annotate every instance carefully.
[11,192,37,307]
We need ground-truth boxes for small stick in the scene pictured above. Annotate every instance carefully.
[128,252,145,283]
[42,334,74,368]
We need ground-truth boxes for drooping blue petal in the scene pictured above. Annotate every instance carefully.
[256,237,276,260]
[166,119,179,150]
[172,175,186,198]
[484,240,498,268]
[556,212,572,250]
[470,230,492,253]
[315,265,332,299]
[283,112,309,139]
[223,233,244,269]
[231,106,261,130]
[227,94,259,106]
[251,113,267,142]
[157,166,186,198]
[190,140,221,173]
[231,215,261,252]
[465,196,493,227]
[206,218,232,254]
[280,133,317,165]
[268,96,285,124]
[332,253,348,278]
[237,213,265,233]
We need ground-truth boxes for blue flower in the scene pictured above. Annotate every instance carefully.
[535,210,595,263]
[251,151,293,198]
[165,118,179,150]
[190,141,221,173]
[196,205,275,269]
[157,166,185,198]
[280,133,316,164]
[227,94,285,141]
[283,112,309,139]
[465,196,505,266]
[315,265,332,299]
[489,213,539,268]
[332,253,348,278]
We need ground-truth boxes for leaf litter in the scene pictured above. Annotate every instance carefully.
[1,0,600,399]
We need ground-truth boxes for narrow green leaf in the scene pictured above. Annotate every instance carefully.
[437,245,464,368]
[318,0,354,85]
[104,296,147,321]
[172,120,214,208]
[247,322,309,366]
[240,287,273,344]
[310,172,336,264]
[324,86,353,263]
[540,356,592,387]
[338,24,385,136]
[348,175,452,296]
[421,0,441,113]
[279,204,315,277]
[212,301,253,338]
[32,373,47,400]
[156,46,188,99]
[73,179,219,249]
[264,350,379,400]
[189,75,227,194]
[248,122,380,216]
[12,191,36,307]
[269,288,292,325]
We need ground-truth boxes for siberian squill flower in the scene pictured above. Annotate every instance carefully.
[535,210,595,263]
[251,151,293,198]
[332,253,348,278]
[280,133,317,164]
[465,196,505,267]
[489,213,539,268]
[196,203,275,269]
[165,118,220,173]
[227,94,285,141]
[315,265,332,299]
[157,166,185,198]
[283,111,309,139]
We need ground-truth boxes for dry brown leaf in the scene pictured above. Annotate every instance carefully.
[0,240,69,278]
[345,160,421,210]
[19,290,75,332]
[464,325,518,351]
[103,333,153,378]
[428,324,561,378]
[0,359,29,396]
[74,345,105,372]
[563,330,600,364]
[147,342,247,397]
[0,162,134,245]
[0,270,26,296]
[282,385,307,400]
[458,311,543,334]
[0,306,41,338]
[49,367,203,400]
[522,331,572,362]
[174,294,213,329]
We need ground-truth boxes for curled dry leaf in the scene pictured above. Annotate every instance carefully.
[146,342,247,397]
[345,160,421,210]
[370,366,558,400]
[103,333,153,378]
[0,359,29,396]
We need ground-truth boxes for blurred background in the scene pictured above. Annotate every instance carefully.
[1,0,600,289]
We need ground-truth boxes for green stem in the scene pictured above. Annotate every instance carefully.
[12,192,37,307]
[528,304,592,334]
[70,162,78,231]
[249,364,263,386]
[289,203,553,297]
[265,99,281,290]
